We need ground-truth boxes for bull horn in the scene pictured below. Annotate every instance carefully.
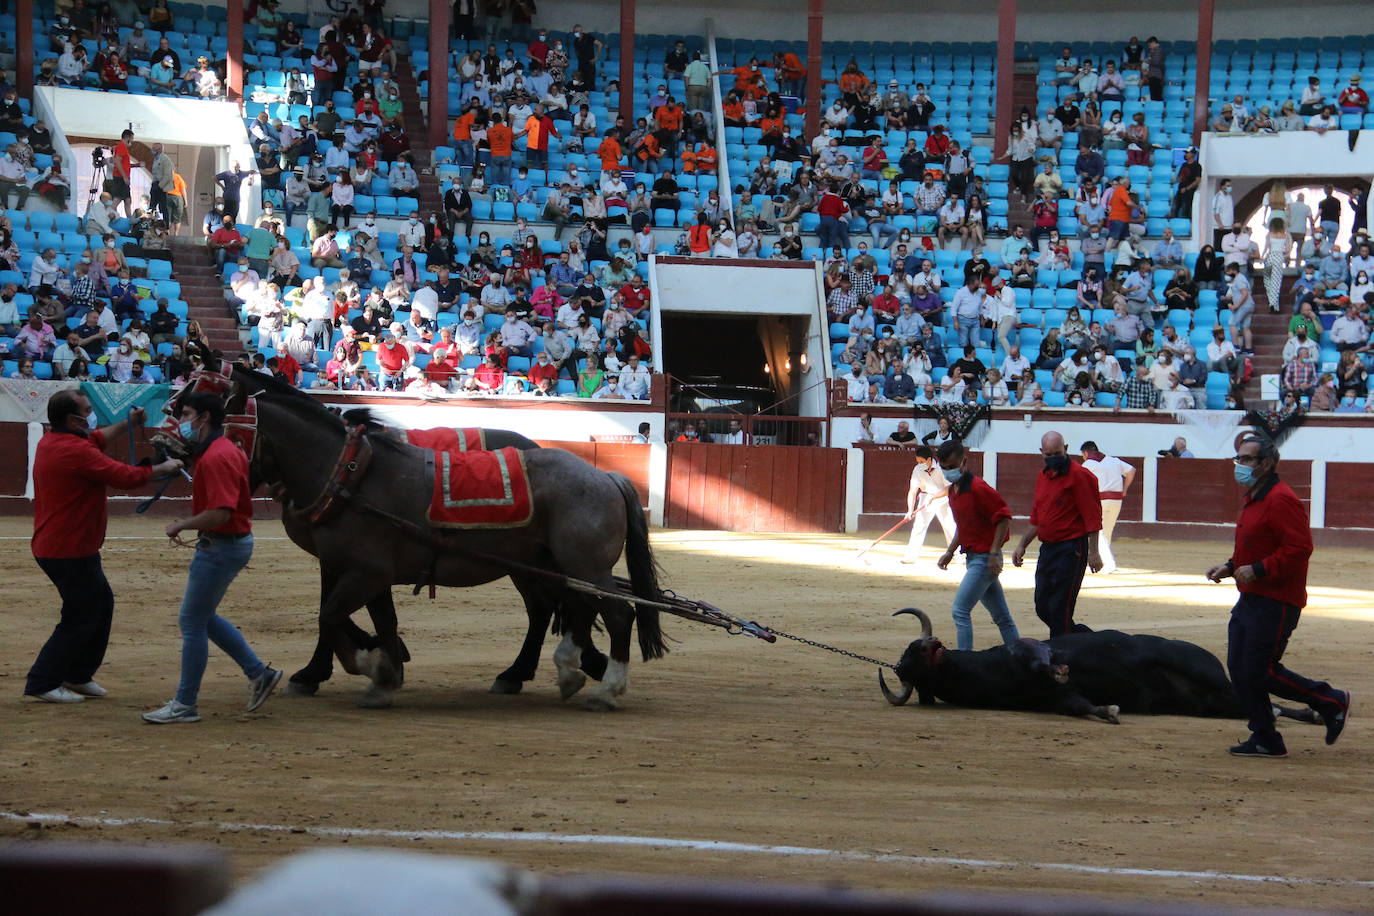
[878,669,913,706]
[893,607,934,639]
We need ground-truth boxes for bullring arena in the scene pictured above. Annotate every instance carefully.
[4,519,1373,910]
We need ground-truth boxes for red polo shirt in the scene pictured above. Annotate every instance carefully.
[1028,461,1102,544]
[1232,477,1311,608]
[619,282,649,313]
[816,192,848,219]
[32,430,153,558]
[948,474,1012,554]
[192,434,252,535]
[377,339,409,371]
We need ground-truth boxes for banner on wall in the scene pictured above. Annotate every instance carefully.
[0,379,81,498]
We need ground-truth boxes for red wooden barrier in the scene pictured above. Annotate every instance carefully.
[666,443,846,533]
[1323,462,1373,529]
[1157,459,1310,524]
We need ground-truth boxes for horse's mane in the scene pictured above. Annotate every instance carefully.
[342,407,387,431]
[232,365,346,427]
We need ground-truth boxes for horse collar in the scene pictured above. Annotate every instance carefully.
[296,424,373,526]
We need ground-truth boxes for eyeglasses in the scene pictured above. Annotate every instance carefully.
[1232,454,1260,466]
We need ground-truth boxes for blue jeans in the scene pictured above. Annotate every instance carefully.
[455,139,475,169]
[950,551,1020,651]
[489,157,512,187]
[175,534,264,707]
[955,319,979,348]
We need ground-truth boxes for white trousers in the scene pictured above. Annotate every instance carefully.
[906,498,956,554]
[1099,498,1123,571]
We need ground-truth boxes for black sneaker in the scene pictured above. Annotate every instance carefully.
[246,666,283,712]
[1229,737,1288,758]
[1322,690,1352,746]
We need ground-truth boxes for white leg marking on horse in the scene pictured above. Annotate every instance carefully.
[554,634,586,700]
[355,648,382,682]
[585,659,628,710]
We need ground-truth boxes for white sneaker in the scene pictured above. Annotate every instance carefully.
[30,686,85,703]
[142,700,202,724]
[63,681,108,698]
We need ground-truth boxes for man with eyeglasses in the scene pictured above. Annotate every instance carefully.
[1205,435,1352,758]
[24,392,182,704]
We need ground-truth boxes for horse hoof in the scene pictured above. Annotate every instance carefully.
[357,686,393,709]
[489,678,524,695]
[558,672,587,700]
[583,696,617,712]
[283,681,318,697]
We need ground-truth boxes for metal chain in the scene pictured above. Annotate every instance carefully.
[764,628,898,670]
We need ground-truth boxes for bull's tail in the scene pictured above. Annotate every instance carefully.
[614,473,668,661]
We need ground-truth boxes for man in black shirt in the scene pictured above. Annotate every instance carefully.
[443,183,474,240]
[350,304,383,343]
[314,101,342,141]
[651,173,680,211]
[0,91,24,132]
[1317,185,1342,237]
[887,421,918,444]
[148,300,180,346]
[1054,99,1080,131]
[572,26,602,89]
[952,345,987,385]
[431,267,463,309]
[664,40,688,79]
[215,163,252,220]
[1170,147,1201,220]
[571,276,606,318]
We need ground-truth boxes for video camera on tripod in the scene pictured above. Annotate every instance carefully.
[91,146,110,170]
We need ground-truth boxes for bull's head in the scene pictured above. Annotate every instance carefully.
[878,608,942,706]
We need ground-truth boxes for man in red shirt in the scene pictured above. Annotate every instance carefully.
[107,128,134,217]
[424,347,459,390]
[209,215,246,267]
[1011,430,1103,637]
[619,276,650,315]
[25,393,181,703]
[528,350,559,390]
[143,392,281,724]
[1205,435,1351,758]
[935,441,1021,651]
[375,326,411,391]
[816,181,851,251]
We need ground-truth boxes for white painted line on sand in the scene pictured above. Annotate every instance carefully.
[3,811,1371,889]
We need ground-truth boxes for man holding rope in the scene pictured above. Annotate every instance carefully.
[143,392,281,724]
[25,392,182,703]
[901,445,955,563]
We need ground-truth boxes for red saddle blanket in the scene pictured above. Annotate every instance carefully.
[401,427,488,452]
[425,444,534,529]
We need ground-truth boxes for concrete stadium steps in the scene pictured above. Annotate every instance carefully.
[1005,66,1040,230]
[398,59,444,220]
[1240,274,1296,406]
[169,239,242,356]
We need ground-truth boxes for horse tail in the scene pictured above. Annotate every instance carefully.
[614,473,668,661]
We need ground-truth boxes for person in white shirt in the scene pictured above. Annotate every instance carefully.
[1158,374,1193,412]
[498,309,536,356]
[1000,345,1030,388]
[844,363,868,402]
[410,284,439,322]
[1079,441,1135,574]
[480,275,513,311]
[982,368,1010,406]
[911,260,942,292]
[618,354,652,399]
[455,310,483,355]
[398,211,427,249]
[1211,179,1235,249]
[227,258,260,305]
[1282,332,1320,365]
[982,276,1018,351]
[1091,345,1124,391]
[903,446,956,562]
[1329,306,1369,350]
[592,377,628,399]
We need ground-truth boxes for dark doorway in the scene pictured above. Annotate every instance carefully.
[661,313,771,390]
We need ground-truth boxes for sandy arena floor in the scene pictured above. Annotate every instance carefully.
[1,517,1372,911]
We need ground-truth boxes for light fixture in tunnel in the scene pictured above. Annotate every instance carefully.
[784,358,792,372]
[763,363,771,374]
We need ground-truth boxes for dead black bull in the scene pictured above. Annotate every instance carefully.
[878,608,1322,726]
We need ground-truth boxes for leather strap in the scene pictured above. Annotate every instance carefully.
[297,425,374,526]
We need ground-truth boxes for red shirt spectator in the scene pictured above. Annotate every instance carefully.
[948,475,1013,554]
[211,225,245,255]
[275,350,301,385]
[1231,478,1312,608]
[32,429,153,559]
[816,190,849,219]
[192,435,252,535]
[528,359,558,389]
[924,128,951,157]
[377,338,409,372]
[1028,460,1102,543]
[474,362,504,391]
[619,281,650,314]
[1033,196,1059,229]
[425,353,458,385]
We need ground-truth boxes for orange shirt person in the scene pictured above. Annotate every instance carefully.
[679,145,699,173]
[597,132,623,172]
[693,143,718,172]
[655,102,684,133]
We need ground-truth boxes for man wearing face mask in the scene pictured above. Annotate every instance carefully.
[1206,435,1351,757]
[1011,431,1104,637]
[24,394,181,704]
[144,393,281,724]
[934,440,1021,651]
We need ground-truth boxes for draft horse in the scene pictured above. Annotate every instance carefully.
[171,367,664,710]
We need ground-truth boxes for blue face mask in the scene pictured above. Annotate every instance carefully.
[179,420,199,442]
[1233,463,1256,486]
[942,467,963,484]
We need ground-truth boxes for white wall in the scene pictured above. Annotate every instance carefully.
[831,413,1374,463]
[328,0,1372,43]
[1202,132,1374,181]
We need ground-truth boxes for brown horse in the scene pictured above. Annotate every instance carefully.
[175,367,664,710]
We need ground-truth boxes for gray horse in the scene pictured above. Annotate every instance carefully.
[190,367,663,711]
[276,414,607,703]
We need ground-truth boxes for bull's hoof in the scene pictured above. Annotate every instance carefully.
[558,672,587,700]
[357,685,394,709]
[489,678,524,695]
[283,680,319,697]
[1099,704,1121,724]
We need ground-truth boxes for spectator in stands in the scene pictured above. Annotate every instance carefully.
[950,277,985,350]
[0,147,31,209]
[1338,75,1369,114]
[1282,344,1318,399]
[1330,305,1368,352]
[14,312,56,361]
[1308,105,1340,134]
[1297,76,1325,117]
[1204,325,1239,381]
